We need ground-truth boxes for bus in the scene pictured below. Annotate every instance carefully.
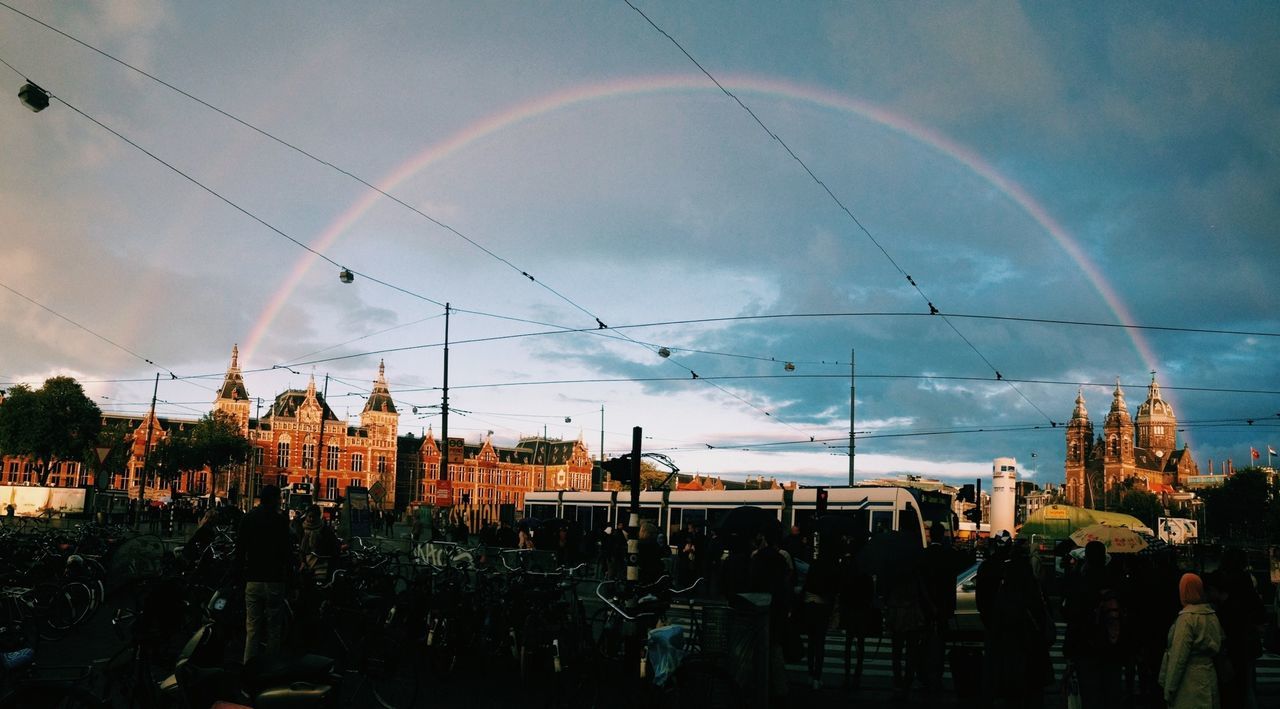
[523,485,953,548]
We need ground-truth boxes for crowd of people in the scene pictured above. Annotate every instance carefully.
[219,488,1273,707]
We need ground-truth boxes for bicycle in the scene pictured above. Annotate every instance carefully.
[586,576,744,709]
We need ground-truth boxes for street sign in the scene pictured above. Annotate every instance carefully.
[434,479,453,507]
[368,481,385,502]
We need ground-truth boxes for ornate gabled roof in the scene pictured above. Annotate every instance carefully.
[362,360,397,415]
[261,388,340,422]
[513,438,579,466]
[217,344,250,402]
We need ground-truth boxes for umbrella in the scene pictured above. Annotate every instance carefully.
[854,530,922,578]
[717,505,782,539]
[1069,523,1148,554]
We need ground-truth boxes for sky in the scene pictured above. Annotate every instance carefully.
[1,1,1278,488]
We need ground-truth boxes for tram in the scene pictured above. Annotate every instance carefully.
[522,485,953,548]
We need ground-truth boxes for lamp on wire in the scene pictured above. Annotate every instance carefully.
[658,347,671,358]
[19,82,49,112]
[784,362,796,372]
[338,268,354,284]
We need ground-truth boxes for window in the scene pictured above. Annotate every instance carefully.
[352,453,364,473]
[277,441,290,467]
[7,461,16,483]
[377,456,387,474]
[253,447,264,466]
[278,474,289,488]
[22,463,33,484]
[326,477,338,500]
[302,443,315,470]
[327,445,339,471]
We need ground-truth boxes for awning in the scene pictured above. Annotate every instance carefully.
[1149,483,1175,494]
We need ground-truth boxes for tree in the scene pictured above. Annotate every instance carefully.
[1116,489,1163,530]
[184,411,251,501]
[0,377,101,485]
[1201,468,1271,540]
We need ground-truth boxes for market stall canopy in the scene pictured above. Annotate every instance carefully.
[1018,504,1152,540]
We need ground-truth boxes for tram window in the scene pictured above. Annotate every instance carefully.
[671,508,707,537]
[707,508,733,530]
[793,509,817,531]
[562,504,577,522]
[870,510,894,535]
[527,503,557,520]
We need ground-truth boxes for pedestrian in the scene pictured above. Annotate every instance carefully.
[496,520,517,548]
[985,546,1054,707]
[801,538,840,690]
[636,522,667,585]
[1206,548,1265,709]
[410,513,423,544]
[298,504,339,584]
[235,485,293,664]
[1063,540,1125,709]
[1159,572,1223,709]
[4,503,13,518]
[837,535,879,689]
[748,527,792,709]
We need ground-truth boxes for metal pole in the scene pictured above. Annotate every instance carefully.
[543,425,548,489]
[600,405,605,463]
[139,372,160,517]
[626,426,642,584]
[441,303,450,487]
[849,349,856,486]
[315,374,328,493]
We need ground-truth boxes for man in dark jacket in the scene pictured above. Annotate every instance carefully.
[235,485,293,664]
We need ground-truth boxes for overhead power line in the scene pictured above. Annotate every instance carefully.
[621,0,1059,423]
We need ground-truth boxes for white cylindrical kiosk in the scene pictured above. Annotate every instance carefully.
[990,457,1017,538]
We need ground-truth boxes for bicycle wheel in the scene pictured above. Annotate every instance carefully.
[589,607,624,660]
[46,582,94,632]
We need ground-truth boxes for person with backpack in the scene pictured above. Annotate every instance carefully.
[1063,541,1126,709]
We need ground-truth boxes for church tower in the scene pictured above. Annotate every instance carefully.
[360,360,399,490]
[1102,378,1135,490]
[1135,374,1177,459]
[1064,389,1093,506]
[213,344,251,434]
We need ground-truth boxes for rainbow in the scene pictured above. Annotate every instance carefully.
[240,74,1165,421]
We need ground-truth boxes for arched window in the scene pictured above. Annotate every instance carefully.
[1109,435,1119,456]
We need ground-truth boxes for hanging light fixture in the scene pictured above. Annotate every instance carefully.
[784,362,796,372]
[338,268,354,284]
[564,416,572,423]
[658,347,671,358]
[18,82,49,112]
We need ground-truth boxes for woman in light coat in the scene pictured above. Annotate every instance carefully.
[1159,573,1223,709]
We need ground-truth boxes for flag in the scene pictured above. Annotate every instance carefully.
[1270,446,1277,456]
[1251,447,1260,460]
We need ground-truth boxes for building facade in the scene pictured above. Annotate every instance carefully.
[1064,375,1200,507]
[3,346,597,515]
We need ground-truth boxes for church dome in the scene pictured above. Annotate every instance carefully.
[1136,376,1175,423]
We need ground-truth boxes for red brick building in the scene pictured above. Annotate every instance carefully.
[1064,375,1200,507]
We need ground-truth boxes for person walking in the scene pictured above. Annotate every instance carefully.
[1207,548,1265,709]
[235,485,293,664]
[1159,572,1223,709]
[801,539,840,690]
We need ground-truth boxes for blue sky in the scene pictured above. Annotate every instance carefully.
[1,1,1277,486]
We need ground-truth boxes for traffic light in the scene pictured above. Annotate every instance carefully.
[601,455,631,480]
[816,487,829,516]
[964,506,982,524]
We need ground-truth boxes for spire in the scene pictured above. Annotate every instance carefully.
[306,373,317,399]
[1071,388,1088,421]
[362,361,397,415]
[1110,378,1126,412]
[216,343,249,402]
